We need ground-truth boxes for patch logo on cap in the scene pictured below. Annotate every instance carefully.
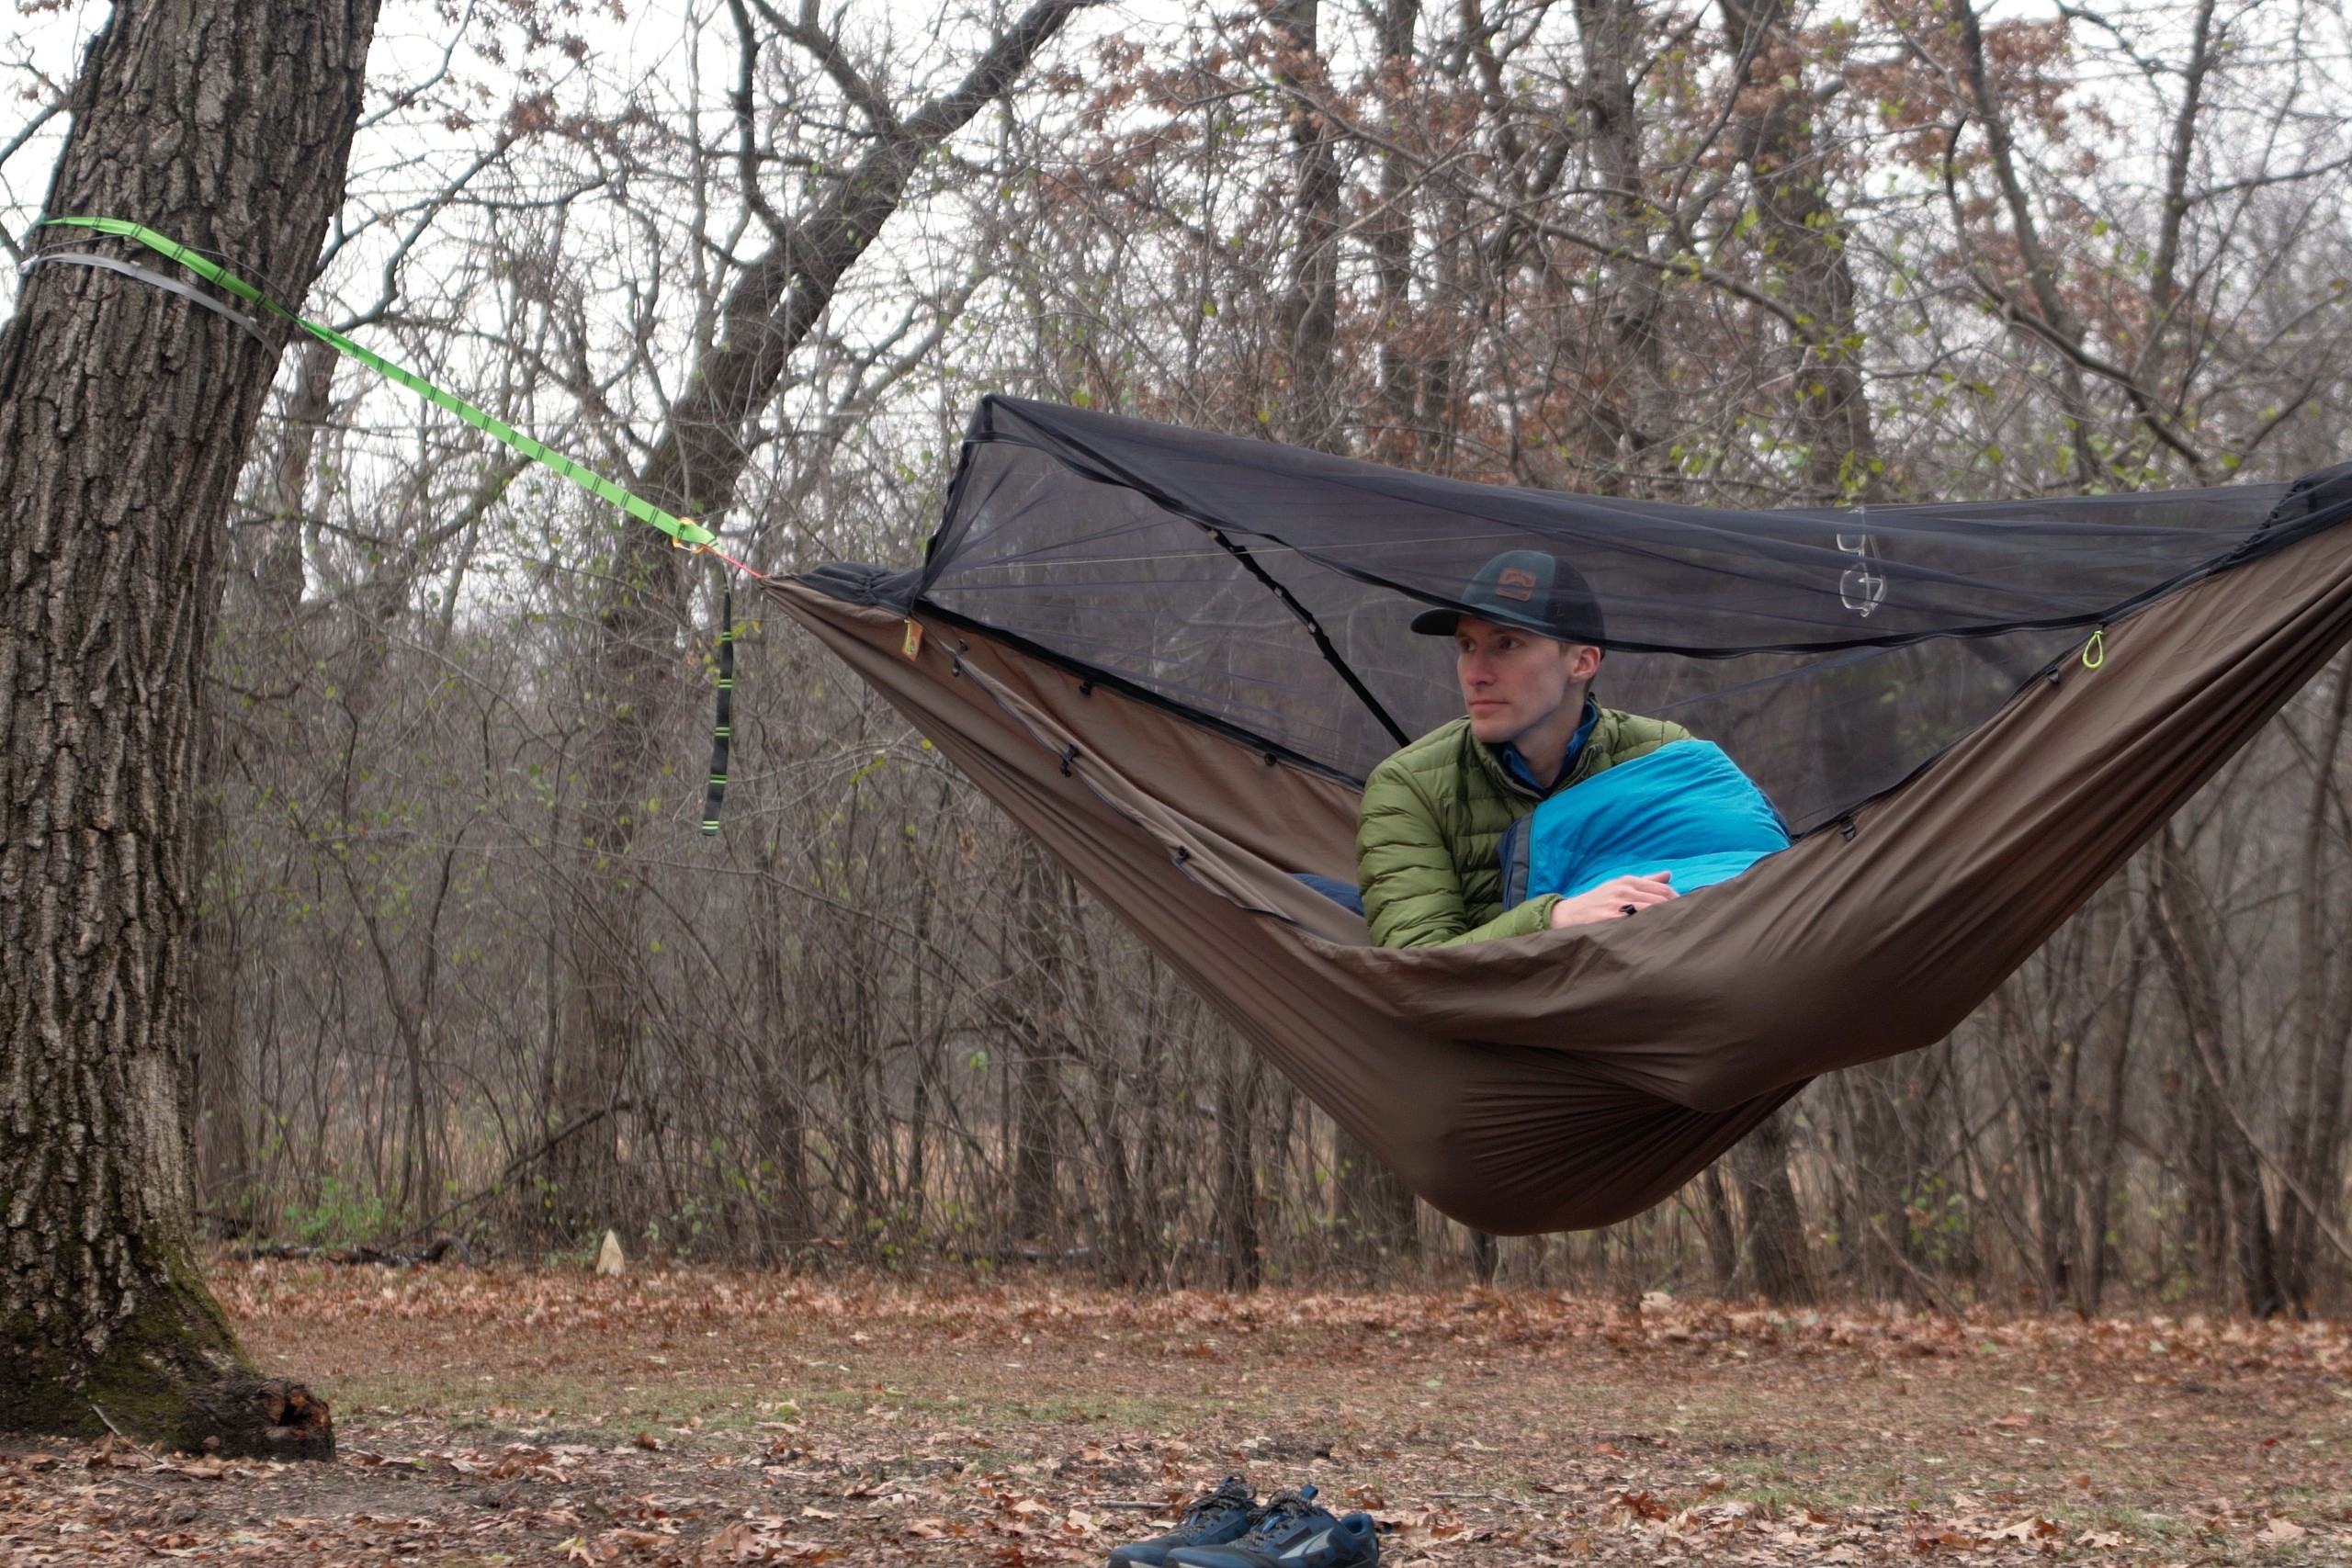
[1494,566,1539,601]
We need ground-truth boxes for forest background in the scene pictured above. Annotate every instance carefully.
[3,0,2345,1318]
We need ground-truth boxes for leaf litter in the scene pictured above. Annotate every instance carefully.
[0,1262,2346,1564]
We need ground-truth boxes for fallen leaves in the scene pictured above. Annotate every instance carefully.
[1912,1525,1978,1551]
[3,1267,2346,1566]
[706,1518,842,1561]
[1601,1488,1671,1524]
[199,1257,2352,1393]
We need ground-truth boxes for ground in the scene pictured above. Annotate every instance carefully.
[2,1263,2346,1565]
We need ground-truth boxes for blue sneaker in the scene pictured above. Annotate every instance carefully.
[1166,1485,1379,1567]
[1107,1475,1259,1566]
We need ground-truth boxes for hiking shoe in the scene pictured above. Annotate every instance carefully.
[1106,1475,1259,1566]
[1166,1485,1379,1567]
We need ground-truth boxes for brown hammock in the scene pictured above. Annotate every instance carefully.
[766,400,2352,1234]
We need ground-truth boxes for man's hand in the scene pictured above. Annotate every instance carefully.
[1550,871,1677,929]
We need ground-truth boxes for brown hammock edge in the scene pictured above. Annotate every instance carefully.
[764,510,2352,1235]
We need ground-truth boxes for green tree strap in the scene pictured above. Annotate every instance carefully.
[39,215,718,551]
[41,216,747,834]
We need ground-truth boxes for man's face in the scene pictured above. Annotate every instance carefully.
[1454,616,1602,745]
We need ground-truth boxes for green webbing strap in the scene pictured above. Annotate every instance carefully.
[702,581,735,836]
[40,216,744,834]
[37,216,717,552]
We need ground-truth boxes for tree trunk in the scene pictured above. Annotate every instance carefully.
[2151,825,2286,1317]
[1271,0,1345,453]
[543,874,639,1242]
[1333,1128,1420,1264]
[750,836,811,1251]
[1469,1229,1499,1286]
[1366,0,1422,466]
[2282,657,2352,1305]
[1721,0,1881,502]
[1012,840,1062,1242]
[2076,896,2142,1315]
[1829,1059,1941,1302]
[1698,1162,1740,1292]
[1948,0,2114,487]
[1574,0,1672,491]
[188,784,251,1237]
[1215,1032,1264,1292]
[188,334,344,1236]
[0,0,379,1450]
[1325,0,1429,1247]
[1733,1106,1815,1304]
[1985,979,2076,1311]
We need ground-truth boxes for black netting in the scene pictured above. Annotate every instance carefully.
[891,395,2352,833]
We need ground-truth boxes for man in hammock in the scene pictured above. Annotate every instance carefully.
[1355,549,1695,946]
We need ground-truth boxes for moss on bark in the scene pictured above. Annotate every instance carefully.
[1,1231,332,1458]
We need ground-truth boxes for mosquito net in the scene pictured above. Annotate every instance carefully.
[870,396,2346,834]
[781,400,2352,1228]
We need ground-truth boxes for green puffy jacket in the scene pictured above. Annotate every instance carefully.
[1355,702,1691,947]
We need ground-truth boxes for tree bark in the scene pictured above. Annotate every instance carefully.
[1333,1128,1420,1265]
[1574,0,1672,491]
[1215,1031,1264,1291]
[2282,657,2352,1305]
[1012,840,1062,1242]
[2075,892,2142,1315]
[2152,825,2286,1317]
[1947,0,2120,486]
[0,0,379,1450]
[187,784,251,1236]
[1365,0,1422,466]
[1720,0,1881,503]
[1321,0,1427,1234]
[1469,1228,1499,1286]
[1733,1106,1815,1304]
[1698,1162,1740,1292]
[1271,0,1346,453]
[1828,1059,1941,1302]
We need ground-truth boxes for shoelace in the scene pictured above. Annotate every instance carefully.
[1242,1490,1320,1535]
[1180,1481,1254,1528]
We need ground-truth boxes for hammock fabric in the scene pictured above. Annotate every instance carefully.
[771,396,2352,1234]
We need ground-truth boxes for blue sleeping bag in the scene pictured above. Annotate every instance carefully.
[1500,739,1789,908]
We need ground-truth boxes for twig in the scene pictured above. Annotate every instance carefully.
[1862,1213,1964,1318]
[389,1104,625,1247]
[88,1401,130,1441]
[2181,1020,2352,1269]
[2151,860,2352,1272]
[1087,1499,1174,1510]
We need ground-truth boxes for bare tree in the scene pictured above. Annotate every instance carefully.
[544,0,1093,1242]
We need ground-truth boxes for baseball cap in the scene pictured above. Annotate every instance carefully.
[1409,549,1607,645]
